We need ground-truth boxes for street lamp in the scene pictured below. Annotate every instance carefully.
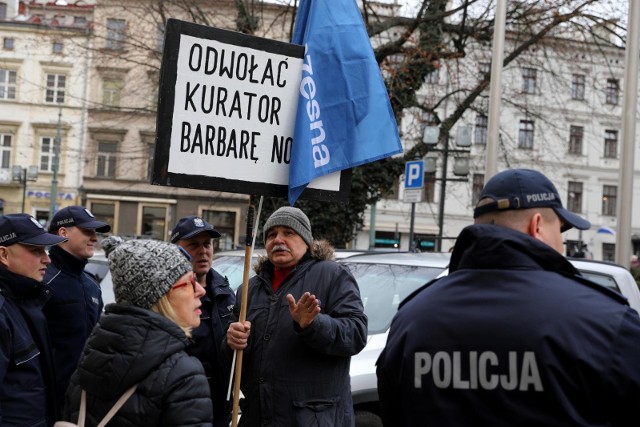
[12,165,39,212]
[48,105,63,222]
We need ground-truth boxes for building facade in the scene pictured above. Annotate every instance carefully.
[1,1,638,260]
[356,27,639,261]
[0,0,93,223]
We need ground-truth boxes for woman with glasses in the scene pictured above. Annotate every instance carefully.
[60,236,214,426]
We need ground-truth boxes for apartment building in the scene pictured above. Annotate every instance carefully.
[356,28,639,261]
[0,0,93,223]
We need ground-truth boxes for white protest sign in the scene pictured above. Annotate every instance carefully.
[153,19,349,200]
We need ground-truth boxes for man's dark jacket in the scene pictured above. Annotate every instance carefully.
[221,241,368,427]
[187,268,235,427]
[43,245,103,414]
[0,266,57,426]
[377,224,640,427]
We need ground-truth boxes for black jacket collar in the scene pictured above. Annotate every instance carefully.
[450,224,579,276]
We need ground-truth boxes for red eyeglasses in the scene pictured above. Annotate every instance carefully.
[171,273,197,292]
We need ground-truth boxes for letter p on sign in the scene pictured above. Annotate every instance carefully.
[404,160,424,189]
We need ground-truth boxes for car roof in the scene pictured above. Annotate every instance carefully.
[569,258,631,274]
[340,251,452,268]
[214,248,370,260]
[568,257,640,311]
[214,249,266,258]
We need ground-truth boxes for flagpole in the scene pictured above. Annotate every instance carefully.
[615,0,639,266]
[485,0,507,180]
[230,195,262,427]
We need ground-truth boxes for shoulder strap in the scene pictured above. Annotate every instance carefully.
[96,384,138,427]
[77,390,87,427]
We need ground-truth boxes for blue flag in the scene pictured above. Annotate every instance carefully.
[288,0,403,204]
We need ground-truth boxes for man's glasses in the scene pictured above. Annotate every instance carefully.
[171,272,197,292]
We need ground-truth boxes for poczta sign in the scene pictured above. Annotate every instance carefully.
[153,19,348,200]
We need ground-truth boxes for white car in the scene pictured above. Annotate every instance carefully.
[339,253,640,427]
[86,250,640,427]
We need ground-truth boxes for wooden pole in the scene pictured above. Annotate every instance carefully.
[231,195,255,427]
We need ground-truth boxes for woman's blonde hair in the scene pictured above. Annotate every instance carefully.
[151,294,193,338]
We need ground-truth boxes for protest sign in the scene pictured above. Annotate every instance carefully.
[153,18,350,200]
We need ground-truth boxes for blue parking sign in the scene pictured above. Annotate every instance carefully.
[404,160,424,189]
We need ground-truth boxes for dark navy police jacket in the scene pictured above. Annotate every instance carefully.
[377,224,640,427]
[186,268,235,427]
[43,245,103,416]
[0,266,58,427]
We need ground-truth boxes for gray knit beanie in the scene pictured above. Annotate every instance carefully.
[263,206,313,247]
[102,236,193,309]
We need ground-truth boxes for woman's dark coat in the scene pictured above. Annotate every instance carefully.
[62,304,213,426]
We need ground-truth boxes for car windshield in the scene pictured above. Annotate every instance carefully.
[578,270,619,291]
[213,255,258,290]
[341,262,446,334]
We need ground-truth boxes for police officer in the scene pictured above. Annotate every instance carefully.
[0,214,67,426]
[44,205,111,415]
[377,169,640,426]
[171,215,235,427]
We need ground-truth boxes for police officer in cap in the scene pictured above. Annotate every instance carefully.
[44,205,112,415]
[171,215,235,427]
[377,169,640,426]
[0,214,67,426]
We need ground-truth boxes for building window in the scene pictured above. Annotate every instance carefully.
[0,133,11,169]
[141,205,166,240]
[156,23,165,52]
[202,210,237,251]
[425,68,439,85]
[604,129,618,159]
[106,18,126,50]
[147,144,155,180]
[472,174,485,206]
[567,181,583,213]
[39,136,58,172]
[474,114,487,145]
[102,79,123,109]
[3,37,13,50]
[414,233,437,252]
[73,16,87,27]
[88,202,115,233]
[374,231,400,249]
[45,73,66,104]
[423,172,435,203]
[518,120,534,149]
[0,3,7,20]
[479,62,490,79]
[423,111,438,126]
[571,74,585,100]
[602,243,615,262]
[605,78,619,105]
[52,41,63,54]
[521,67,537,94]
[568,125,583,155]
[97,141,117,177]
[0,69,16,100]
[602,185,617,216]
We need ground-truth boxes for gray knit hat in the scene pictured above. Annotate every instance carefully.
[263,207,313,248]
[102,236,193,309]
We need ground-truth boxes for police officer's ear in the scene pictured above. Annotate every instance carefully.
[58,226,68,238]
[0,246,9,266]
[526,212,543,239]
